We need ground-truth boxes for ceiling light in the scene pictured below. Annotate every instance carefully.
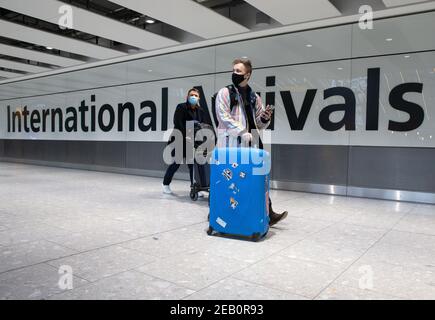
[337,67,343,70]
[385,38,393,42]
[46,46,53,50]
[404,55,410,58]
[306,44,313,47]
[145,18,155,24]
[255,11,270,26]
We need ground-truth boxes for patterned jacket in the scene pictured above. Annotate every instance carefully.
[215,85,270,148]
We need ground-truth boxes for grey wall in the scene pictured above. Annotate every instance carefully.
[271,145,349,186]
[2,139,434,194]
[348,146,435,193]
[0,139,190,176]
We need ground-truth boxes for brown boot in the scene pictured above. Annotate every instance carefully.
[269,208,288,226]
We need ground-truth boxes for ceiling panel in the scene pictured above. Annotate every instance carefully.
[0,19,125,59]
[382,0,429,7]
[0,43,84,67]
[0,58,52,73]
[108,0,249,39]
[244,0,341,25]
[0,70,26,78]
[0,0,180,50]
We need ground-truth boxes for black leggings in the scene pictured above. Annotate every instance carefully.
[163,163,193,186]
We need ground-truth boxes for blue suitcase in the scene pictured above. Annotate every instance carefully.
[207,147,270,241]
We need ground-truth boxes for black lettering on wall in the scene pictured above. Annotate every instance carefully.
[42,109,50,132]
[79,100,89,132]
[366,68,380,130]
[65,107,78,132]
[194,86,213,128]
[280,89,317,130]
[319,87,356,131]
[3,70,426,137]
[266,76,275,130]
[118,102,135,131]
[22,106,30,133]
[7,105,10,132]
[30,110,41,132]
[161,87,168,131]
[98,104,115,132]
[51,108,63,132]
[12,109,21,132]
[91,94,96,132]
[138,100,157,132]
[388,82,424,131]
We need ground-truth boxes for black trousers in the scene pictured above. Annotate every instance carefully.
[163,162,193,186]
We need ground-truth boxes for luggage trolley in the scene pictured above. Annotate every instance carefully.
[189,122,214,203]
[189,144,212,202]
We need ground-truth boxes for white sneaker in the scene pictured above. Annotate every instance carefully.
[162,184,173,194]
[198,191,206,198]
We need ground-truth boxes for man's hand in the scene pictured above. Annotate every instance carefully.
[241,132,252,143]
[261,105,274,120]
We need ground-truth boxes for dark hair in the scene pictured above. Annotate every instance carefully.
[233,58,252,74]
[187,88,200,97]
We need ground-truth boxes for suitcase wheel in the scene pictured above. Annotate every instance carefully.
[190,190,198,201]
[206,226,213,236]
[251,233,261,242]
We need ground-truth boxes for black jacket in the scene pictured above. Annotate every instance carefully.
[168,102,213,157]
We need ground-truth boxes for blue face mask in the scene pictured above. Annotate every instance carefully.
[188,96,199,106]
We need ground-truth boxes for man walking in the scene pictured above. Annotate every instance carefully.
[214,58,288,226]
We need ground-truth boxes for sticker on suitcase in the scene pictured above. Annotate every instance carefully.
[229,183,239,194]
[239,172,246,179]
[222,169,233,181]
[231,163,239,169]
[216,217,227,228]
[230,197,238,209]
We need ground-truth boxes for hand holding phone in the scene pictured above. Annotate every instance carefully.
[262,105,274,120]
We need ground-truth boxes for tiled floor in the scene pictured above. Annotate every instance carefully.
[0,162,434,300]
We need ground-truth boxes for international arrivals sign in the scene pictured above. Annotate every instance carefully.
[0,68,433,147]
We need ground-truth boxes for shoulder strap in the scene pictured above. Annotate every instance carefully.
[226,85,238,112]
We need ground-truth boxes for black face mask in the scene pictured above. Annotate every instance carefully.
[232,72,245,86]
